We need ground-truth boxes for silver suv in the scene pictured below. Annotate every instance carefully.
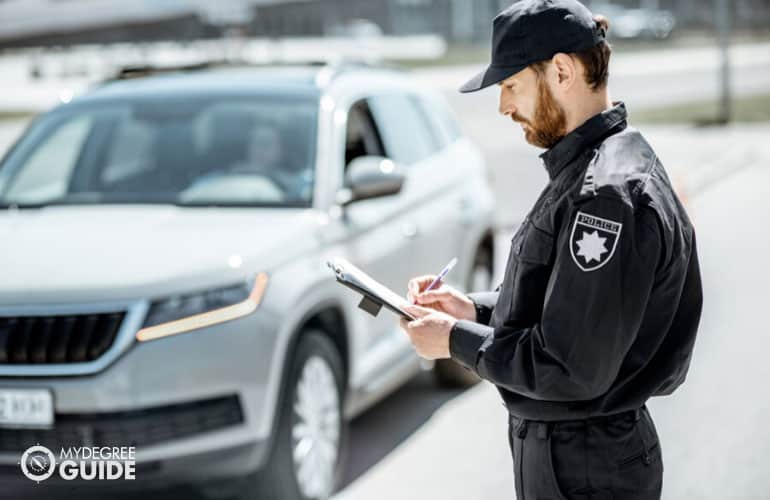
[0,61,496,499]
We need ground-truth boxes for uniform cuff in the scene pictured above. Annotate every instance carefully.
[449,319,492,372]
[466,291,497,326]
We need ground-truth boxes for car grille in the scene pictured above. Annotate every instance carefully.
[0,312,125,364]
[0,395,243,453]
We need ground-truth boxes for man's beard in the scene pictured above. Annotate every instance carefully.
[512,77,567,149]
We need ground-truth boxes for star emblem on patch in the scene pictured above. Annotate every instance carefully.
[569,211,622,271]
[576,230,608,263]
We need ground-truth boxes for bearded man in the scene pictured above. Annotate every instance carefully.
[399,1,703,498]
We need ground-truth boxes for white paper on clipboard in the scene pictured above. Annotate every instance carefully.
[327,257,416,321]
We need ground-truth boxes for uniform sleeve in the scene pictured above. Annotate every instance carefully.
[449,196,661,401]
[466,291,499,326]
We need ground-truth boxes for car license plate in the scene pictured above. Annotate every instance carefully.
[0,389,54,428]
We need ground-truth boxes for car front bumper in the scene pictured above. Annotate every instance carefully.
[0,306,284,491]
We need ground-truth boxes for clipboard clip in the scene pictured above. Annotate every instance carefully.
[326,258,415,321]
[327,261,384,317]
[326,260,341,278]
[357,295,383,317]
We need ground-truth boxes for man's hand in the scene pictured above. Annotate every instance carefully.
[399,304,457,360]
[406,275,476,321]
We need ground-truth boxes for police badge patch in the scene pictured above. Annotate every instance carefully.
[569,211,622,272]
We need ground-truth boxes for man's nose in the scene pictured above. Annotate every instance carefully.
[498,92,514,117]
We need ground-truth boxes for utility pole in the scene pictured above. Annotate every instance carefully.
[451,0,475,43]
[716,0,731,124]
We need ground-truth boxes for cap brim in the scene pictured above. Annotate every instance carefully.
[458,64,527,93]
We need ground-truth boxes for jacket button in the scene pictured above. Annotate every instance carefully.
[642,453,652,465]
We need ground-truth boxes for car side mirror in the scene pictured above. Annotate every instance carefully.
[336,156,405,206]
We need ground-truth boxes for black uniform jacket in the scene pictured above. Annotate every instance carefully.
[450,102,703,421]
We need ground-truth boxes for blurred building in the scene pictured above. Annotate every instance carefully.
[605,0,770,31]
[251,0,770,41]
[0,0,266,48]
[1,0,770,49]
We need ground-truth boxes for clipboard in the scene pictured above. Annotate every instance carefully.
[327,257,416,321]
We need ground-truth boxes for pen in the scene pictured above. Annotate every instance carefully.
[423,257,458,294]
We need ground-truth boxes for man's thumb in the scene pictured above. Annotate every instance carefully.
[404,304,432,319]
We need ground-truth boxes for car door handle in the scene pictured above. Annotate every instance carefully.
[401,222,420,239]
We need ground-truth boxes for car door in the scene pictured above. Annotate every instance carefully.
[327,97,425,387]
[366,92,466,287]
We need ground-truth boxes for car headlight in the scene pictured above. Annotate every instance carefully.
[135,273,269,342]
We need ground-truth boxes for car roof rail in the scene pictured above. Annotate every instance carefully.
[101,56,400,85]
[110,61,218,80]
[313,56,401,86]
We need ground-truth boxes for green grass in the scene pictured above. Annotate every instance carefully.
[633,92,770,124]
[0,111,35,121]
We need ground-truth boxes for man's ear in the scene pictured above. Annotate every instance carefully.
[551,53,577,90]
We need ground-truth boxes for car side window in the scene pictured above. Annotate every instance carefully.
[345,99,385,170]
[366,93,440,165]
[417,94,462,146]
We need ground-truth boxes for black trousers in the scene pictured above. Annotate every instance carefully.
[507,406,663,500]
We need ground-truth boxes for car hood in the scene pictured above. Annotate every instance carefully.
[0,205,322,305]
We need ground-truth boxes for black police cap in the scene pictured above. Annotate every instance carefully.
[459,0,606,93]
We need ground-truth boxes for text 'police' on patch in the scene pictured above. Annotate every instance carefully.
[569,211,623,272]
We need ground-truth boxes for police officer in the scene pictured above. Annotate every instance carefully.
[399,1,703,498]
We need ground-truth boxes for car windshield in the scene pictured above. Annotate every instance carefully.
[0,94,318,208]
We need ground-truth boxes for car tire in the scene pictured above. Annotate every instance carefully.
[241,330,347,500]
[433,243,492,388]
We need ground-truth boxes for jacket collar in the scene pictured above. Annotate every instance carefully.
[539,101,628,181]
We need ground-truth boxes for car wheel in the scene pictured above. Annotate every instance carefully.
[243,330,347,500]
[433,243,492,388]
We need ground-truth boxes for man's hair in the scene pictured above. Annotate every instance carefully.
[531,15,612,92]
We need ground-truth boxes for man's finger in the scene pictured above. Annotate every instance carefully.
[413,275,440,290]
[407,317,424,329]
[416,289,450,303]
[404,304,434,318]
[409,275,431,286]
[420,279,443,294]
